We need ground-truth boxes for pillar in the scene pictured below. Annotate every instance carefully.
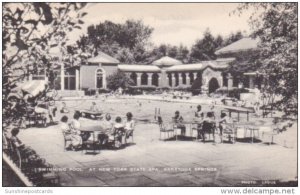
[160,69,167,87]
[249,76,254,89]
[227,73,233,90]
[218,74,223,87]
[185,73,190,86]
[158,73,162,87]
[61,64,65,91]
[75,69,79,90]
[193,72,197,80]
[103,70,107,89]
[178,73,183,86]
[147,73,153,86]
[171,73,176,88]
[28,74,32,81]
[136,73,142,87]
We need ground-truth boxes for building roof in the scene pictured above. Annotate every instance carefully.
[166,61,229,72]
[88,52,120,64]
[166,64,204,72]
[152,56,182,66]
[215,37,260,55]
[118,65,161,72]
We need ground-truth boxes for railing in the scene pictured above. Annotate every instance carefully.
[3,153,34,186]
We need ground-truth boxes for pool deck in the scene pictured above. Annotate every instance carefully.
[17,97,297,187]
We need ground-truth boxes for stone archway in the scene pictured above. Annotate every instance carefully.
[141,73,148,85]
[208,78,220,93]
[152,73,159,86]
[130,72,137,86]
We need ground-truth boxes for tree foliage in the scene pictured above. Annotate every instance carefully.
[143,44,190,64]
[236,3,297,116]
[106,71,134,91]
[3,3,87,81]
[190,29,229,62]
[3,2,87,125]
[223,31,244,46]
[76,20,153,63]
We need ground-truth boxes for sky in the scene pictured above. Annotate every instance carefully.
[66,3,254,48]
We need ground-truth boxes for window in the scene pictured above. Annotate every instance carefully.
[96,69,104,88]
[64,72,76,90]
[141,73,148,85]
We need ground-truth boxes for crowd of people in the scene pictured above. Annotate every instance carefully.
[171,105,234,142]
[60,102,135,150]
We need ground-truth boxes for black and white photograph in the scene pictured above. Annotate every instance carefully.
[2,1,298,190]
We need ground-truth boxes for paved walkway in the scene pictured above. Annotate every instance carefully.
[19,119,297,186]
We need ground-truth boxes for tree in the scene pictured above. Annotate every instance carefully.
[144,44,189,64]
[215,35,224,49]
[223,31,244,46]
[3,3,87,124]
[3,3,87,72]
[177,44,189,63]
[77,19,154,63]
[190,29,218,62]
[106,71,134,91]
[168,46,178,58]
[236,3,297,116]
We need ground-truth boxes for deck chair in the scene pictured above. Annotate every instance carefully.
[220,123,236,144]
[62,132,72,151]
[125,129,134,144]
[82,132,100,154]
[262,127,280,145]
[157,116,175,140]
[107,127,125,148]
[201,121,216,143]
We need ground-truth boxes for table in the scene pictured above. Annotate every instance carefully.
[80,125,106,154]
[173,119,203,140]
[222,106,255,121]
[233,122,259,143]
[76,109,103,120]
[244,126,260,143]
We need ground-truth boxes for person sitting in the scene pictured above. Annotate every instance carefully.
[204,112,215,122]
[60,102,69,113]
[173,111,186,136]
[200,112,216,141]
[89,102,103,119]
[219,113,233,135]
[69,112,83,149]
[61,115,82,150]
[195,105,204,119]
[10,128,25,149]
[109,116,125,148]
[90,102,99,112]
[124,112,135,142]
[61,116,73,150]
[98,114,114,145]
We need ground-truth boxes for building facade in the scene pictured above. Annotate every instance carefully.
[118,56,234,93]
[30,37,260,95]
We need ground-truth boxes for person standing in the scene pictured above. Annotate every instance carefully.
[124,112,135,142]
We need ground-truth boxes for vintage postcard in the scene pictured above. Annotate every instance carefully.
[2,1,298,191]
